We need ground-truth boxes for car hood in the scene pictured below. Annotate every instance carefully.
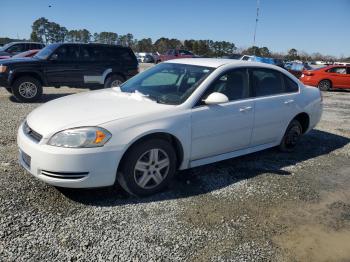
[26,88,174,138]
[0,57,39,65]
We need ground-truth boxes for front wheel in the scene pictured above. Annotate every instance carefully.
[279,120,302,152]
[117,139,177,196]
[12,76,43,102]
[318,80,331,91]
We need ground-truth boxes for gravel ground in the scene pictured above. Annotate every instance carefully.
[0,76,349,261]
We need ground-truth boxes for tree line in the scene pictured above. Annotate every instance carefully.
[13,17,346,62]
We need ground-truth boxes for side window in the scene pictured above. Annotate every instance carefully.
[31,44,43,49]
[250,68,284,97]
[79,46,92,61]
[7,44,25,53]
[347,67,350,74]
[53,45,80,61]
[179,50,192,55]
[116,48,135,63]
[328,67,346,74]
[284,75,299,93]
[200,68,249,103]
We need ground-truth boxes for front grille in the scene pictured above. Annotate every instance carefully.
[23,121,42,143]
[41,170,89,179]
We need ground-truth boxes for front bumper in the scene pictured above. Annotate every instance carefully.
[17,123,123,188]
[0,73,10,88]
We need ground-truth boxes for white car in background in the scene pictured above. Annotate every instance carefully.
[18,59,323,196]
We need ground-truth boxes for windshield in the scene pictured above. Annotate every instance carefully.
[34,44,58,60]
[120,63,214,105]
[0,43,12,51]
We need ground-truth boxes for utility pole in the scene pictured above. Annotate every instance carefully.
[253,0,260,55]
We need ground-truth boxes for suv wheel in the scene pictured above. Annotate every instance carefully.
[117,139,177,196]
[12,76,42,102]
[104,75,125,88]
[279,119,302,152]
[318,80,331,91]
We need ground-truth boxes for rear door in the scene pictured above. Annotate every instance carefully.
[45,44,83,86]
[249,68,300,146]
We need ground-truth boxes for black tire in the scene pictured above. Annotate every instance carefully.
[12,76,42,102]
[104,75,125,89]
[279,119,303,152]
[4,87,12,94]
[117,139,177,196]
[318,79,331,91]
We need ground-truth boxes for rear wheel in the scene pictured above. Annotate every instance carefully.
[318,80,331,91]
[12,76,42,102]
[104,75,125,89]
[279,120,303,152]
[117,139,177,196]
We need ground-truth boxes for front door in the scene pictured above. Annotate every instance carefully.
[328,67,348,88]
[45,44,83,86]
[191,68,254,160]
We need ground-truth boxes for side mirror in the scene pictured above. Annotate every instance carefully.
[50,54,58,61]
[203,92,229,105]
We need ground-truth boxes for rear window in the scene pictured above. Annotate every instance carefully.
[284,75,299,93]
[80,45,136,64]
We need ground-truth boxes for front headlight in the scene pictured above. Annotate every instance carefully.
[48,127,112,148]
[0,65,7,73]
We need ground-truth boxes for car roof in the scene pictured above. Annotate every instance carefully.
[7,42,43,45]
[164,58,282,69]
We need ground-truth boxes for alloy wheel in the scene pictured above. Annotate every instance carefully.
[110,79,123,87]
[18,82,38,98]
[133,148,170,189]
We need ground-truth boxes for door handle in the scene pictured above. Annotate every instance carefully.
[284,99,294,105]
[239,106,252,112]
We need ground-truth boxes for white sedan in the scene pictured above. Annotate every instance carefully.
[17,59,323,196]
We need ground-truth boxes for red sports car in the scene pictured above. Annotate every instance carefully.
[300,65,350,91]
[0,49,40,60]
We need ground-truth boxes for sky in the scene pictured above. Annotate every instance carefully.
[1,0,349,57]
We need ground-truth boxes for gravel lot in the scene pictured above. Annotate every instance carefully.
[0,71,349,261]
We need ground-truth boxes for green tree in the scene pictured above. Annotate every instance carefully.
[31,17,68,43]
[287,48,299,60]
[259,46,271,57]
[94,32,118,44]
[66,29,91,43]
[243,46,261,56]
[135,38,153,52]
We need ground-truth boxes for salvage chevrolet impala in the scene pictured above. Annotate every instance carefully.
[17,59,323,196]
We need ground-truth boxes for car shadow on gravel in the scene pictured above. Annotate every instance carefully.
[9,93,74,103]
[57,129,350,206]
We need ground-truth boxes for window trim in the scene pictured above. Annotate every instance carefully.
[248,67,300,98]
[193,67,251,108]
